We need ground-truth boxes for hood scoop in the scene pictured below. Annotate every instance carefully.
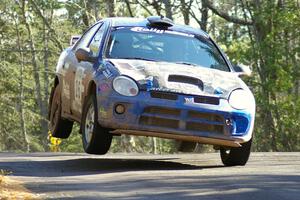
[168,75,204,90]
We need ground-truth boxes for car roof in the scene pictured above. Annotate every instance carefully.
[102,17,209,38]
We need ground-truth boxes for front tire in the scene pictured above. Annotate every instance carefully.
[220,139,252,166]
[49,84,73,138]
[81,94,112,155]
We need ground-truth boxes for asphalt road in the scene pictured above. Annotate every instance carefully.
[0,152,299,200]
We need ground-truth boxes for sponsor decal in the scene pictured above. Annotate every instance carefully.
[103,69,112,79]
[131,27,165,34]
[146,79,153,91]
[72,67,85,112]
[214,87,224,95]
[97,63,105,71]
[64,62,70,69]
[62,81,70,99]
[138,76,154,91]
[130,27,194,37]
[99,83,110,92]
[184,97,194,104]
[150,87,181,93]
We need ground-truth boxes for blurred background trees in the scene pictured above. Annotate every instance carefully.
[0,0,299,153]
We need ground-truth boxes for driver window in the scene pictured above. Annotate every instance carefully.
[74,23,101,51]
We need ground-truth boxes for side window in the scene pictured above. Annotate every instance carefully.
[74,23,101,51]
[89,24,106,57]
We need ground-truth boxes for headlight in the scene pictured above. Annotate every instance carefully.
[228,89,252,110]
[113,76,139,96]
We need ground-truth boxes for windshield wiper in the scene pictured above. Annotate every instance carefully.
[116,57,156,61]
[175,61,197,66]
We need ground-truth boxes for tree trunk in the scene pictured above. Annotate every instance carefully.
[15,19,30,153]
[105,0,115,17]
[43,22,49,104]
[200,0,208,31]
[150,0,162,16]
[29,0,63,51]
[163,0,173,20]
[124,0,134,17]
[20,0,48,150]
[152,137,157,154]
[180,0,191,25]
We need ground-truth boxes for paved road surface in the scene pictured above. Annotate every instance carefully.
[0,152,299,200]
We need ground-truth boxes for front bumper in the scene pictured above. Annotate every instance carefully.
[97,90,254,147]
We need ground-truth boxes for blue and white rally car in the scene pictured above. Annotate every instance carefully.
[48,16,255,166]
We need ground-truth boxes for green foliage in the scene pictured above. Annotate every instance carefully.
[59,124,83,152]
[0,0,299,153]
[110,136,178,154]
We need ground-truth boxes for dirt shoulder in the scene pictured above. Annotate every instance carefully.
[0,174,39,200]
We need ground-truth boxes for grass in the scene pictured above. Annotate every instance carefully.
[0,169,40,200]
[0,169,12,176]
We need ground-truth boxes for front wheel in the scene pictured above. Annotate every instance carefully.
[81,94,112,155]
[220,139,252,166]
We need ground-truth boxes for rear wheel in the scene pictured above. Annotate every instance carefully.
[49,84,73,138]
[81,94,112,155]
[220,139,252,166]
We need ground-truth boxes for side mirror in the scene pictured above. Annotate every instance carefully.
[75,48,97,63]
[70,35,81,46]
[233,64,252,77]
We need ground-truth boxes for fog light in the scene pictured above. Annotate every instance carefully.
[115,104,125,114]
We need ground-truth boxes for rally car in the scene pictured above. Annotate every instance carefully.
[48,16,255,166]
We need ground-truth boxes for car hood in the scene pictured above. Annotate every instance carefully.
[108,59,245,99]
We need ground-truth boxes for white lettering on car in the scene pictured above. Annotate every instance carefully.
[72,67,85,112]
[184,97,194,104]
[103,69,112,78]
[130,27,194,37]
[62,82,70,99]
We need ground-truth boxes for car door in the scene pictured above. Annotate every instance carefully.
[75,23,108,119]
[61,23,101,120]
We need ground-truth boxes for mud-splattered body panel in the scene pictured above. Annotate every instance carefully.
[51,17,255,147]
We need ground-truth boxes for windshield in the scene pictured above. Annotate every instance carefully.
[105,27,230,72]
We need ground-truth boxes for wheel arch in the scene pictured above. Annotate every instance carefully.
[87,80,97,97]
[48,75,61,120]
[80,80,97,133]
[54,76,59,88]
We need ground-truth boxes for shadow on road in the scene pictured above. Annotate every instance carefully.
[1,153,299,200]
[0,157,224,177]
[30,174,300,200]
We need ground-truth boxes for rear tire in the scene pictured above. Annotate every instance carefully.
[220,139,252,166]
[48,84,73,138]
[81,94,112,155]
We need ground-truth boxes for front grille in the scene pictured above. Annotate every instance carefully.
[194,96,220,105]
[150,91,220,105]
[143,106,181,116]
[188,111,223,122]
[139,106,224,134]
[150,91,178,100]
[186,122,224,133]
[139,116,179,129]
